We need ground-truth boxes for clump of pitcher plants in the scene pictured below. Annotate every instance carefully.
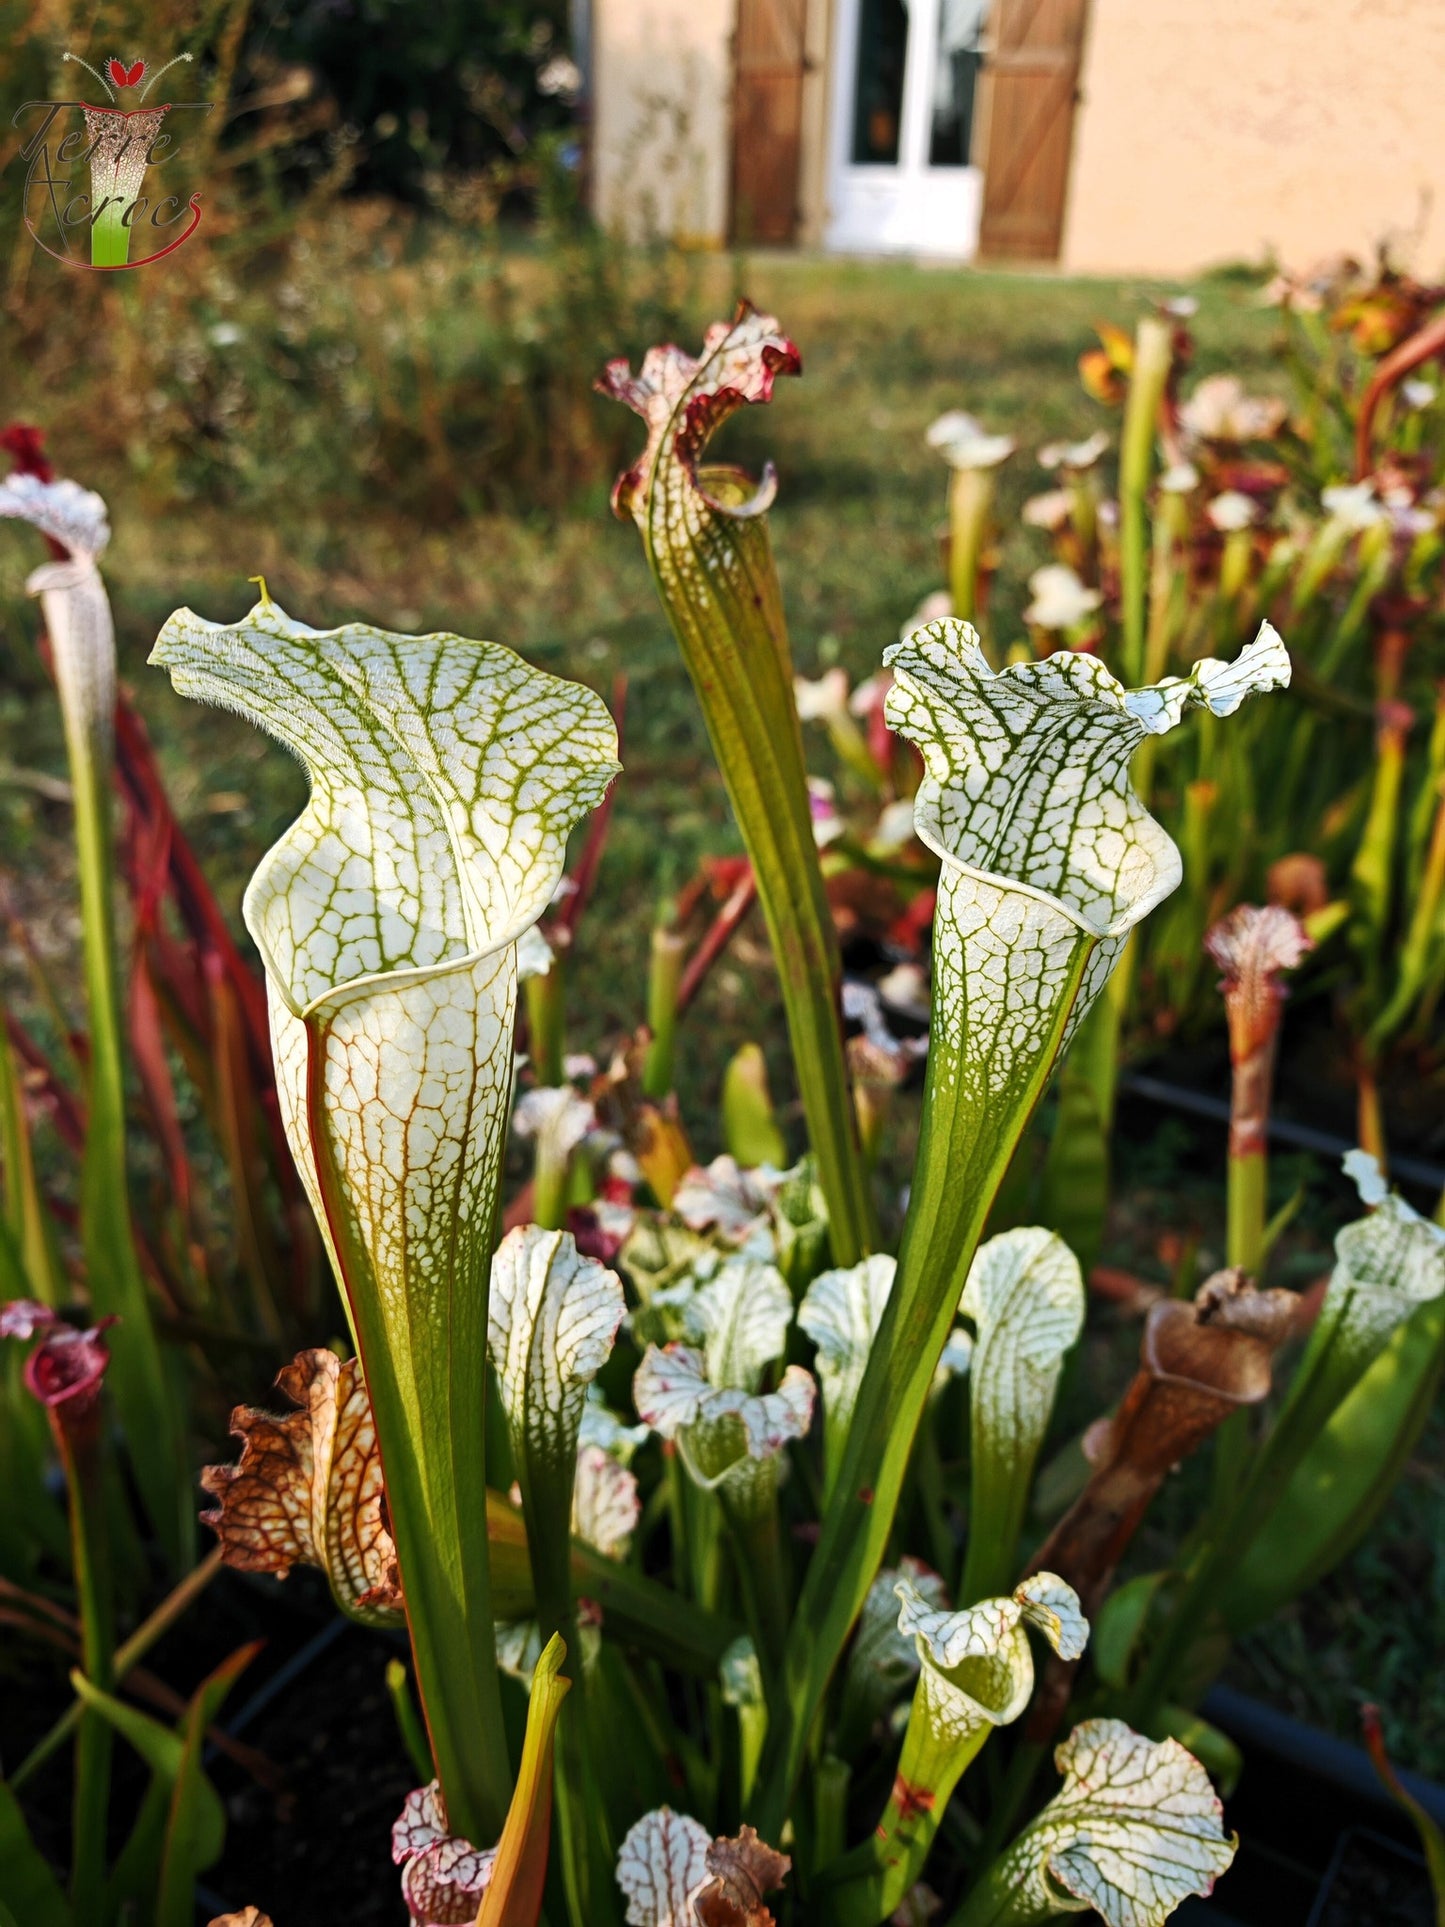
[0,297,1441,1927]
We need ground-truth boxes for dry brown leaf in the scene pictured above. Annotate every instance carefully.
[1194,1267,1298,1344]
[1032,1269,1296,1606]
[200,1348,403,1626]
[691,1825,791,1926]
[1024,1268,1296,1747]
[634,1104,695,1208]
[207,1911,274,1926]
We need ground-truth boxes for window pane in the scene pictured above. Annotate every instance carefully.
[851,0,911,165]
[929,0,988,167]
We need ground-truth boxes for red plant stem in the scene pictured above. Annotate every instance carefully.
[4,1010,191,1314]
[1354,306,1445,480]
[555,674,626,943]
[5,1012,85,1151]
[113,693,272,1070]
[1,883,87,1074]
[128,940,195,1226]
[676,867,758,1016]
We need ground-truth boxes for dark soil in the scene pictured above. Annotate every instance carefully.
[2,1561,415,1927]
[204,1618,415,1925]
[1311,1829,1435,1927]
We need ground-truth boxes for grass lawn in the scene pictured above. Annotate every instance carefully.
[3,246,1286,1099]
[2,241,1440,1774]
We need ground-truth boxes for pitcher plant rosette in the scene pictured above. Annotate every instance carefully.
[27,297,1445,1927]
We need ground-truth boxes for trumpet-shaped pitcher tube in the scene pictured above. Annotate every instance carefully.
[600,308,875,1265]
[152,598,619,1840]
[751,617,1290,1835]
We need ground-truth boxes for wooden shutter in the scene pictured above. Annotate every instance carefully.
[730,0,808,245]
[978,0,1090,261]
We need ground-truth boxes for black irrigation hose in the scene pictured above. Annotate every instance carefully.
[1203,1681,1445,1825]
[1119,1071,1445,1194]
[195,1616,352,1922]
[207,1613,350,1754]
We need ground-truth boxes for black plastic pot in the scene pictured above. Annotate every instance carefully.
[1174,1684,1441,1923]
[191,1626,1445,1925]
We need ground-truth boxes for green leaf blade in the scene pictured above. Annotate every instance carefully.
[0,1781,71,1927]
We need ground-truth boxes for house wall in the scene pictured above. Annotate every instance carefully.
[591,0,735,245]
[1063,0,1445,276]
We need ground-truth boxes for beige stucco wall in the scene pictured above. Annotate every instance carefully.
[1064,0,1445,277]
[592,0,735,246]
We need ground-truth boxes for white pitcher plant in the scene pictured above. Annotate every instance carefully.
[152,593,619,1842]
[751,616,1290,1830]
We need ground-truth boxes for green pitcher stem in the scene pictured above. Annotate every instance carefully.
[532,1144,571,1233]
[1069,475,1098,578]
[631,362,876,1264]
[827,1702,990,1924]
[305,1037,510,1844]
[0,1017,63,1301]
[1214,1135,1269,1503]
[643,925,686,1099]
[515,1393,618,1925]
[386,1657,435,1783]
[1226,1148,1267,1274]
[717,1466,791,1690]
[66,697,189,1567]
[1368,776,1445,1053]
[525,965,566,1089]
[60,1417,115,1926]
[569,1530,738,1673]
[647,577,874,1265]
[750,941,1095,1837]
[1118,318,1172,684]
[1073,940,1134,1140]
[948,467,994,629]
